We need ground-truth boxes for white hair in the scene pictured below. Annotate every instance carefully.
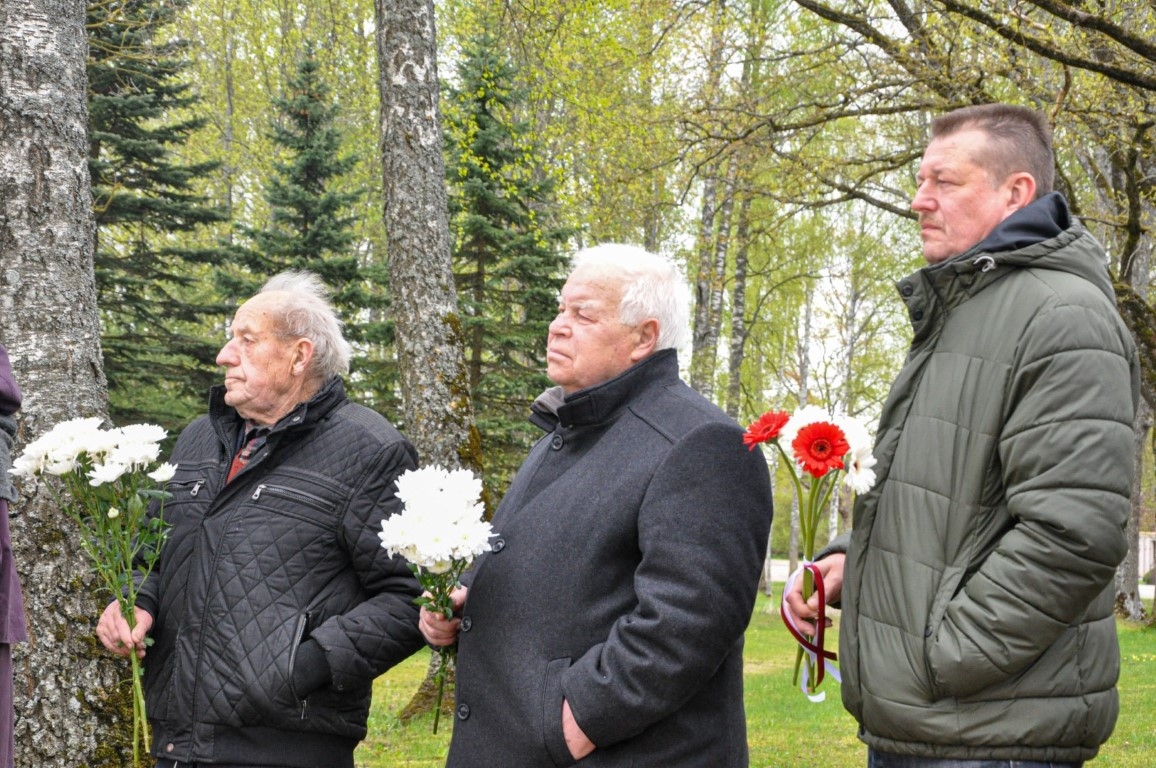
[259,271,352,379]
[570,244,690,350]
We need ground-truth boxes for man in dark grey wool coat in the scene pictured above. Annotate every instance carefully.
[421,244,774,768]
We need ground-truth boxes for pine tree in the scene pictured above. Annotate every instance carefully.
[88,0,231,430]
[232,43,396,411]
[444,26,571,497]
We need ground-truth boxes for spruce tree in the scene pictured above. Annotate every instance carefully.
[88,0,230,430]
[444,26,571,498]
[232,43,396,411]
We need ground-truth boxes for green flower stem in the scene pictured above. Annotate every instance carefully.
[777,448,840,696]
[411,558,471,734]
[52,468,169,768]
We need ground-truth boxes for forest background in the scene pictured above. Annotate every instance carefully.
[2,0,1156,765]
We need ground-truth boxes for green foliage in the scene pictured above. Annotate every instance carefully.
[231,42,399,413]
[88,0,231,432]
[444,24,570,500]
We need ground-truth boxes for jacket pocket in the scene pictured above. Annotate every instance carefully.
[923,564,965,700]
[249,483,339,531]
[286,612,312,713]
[541,657,575,768]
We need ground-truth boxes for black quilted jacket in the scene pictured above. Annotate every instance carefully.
[136,377,424,767]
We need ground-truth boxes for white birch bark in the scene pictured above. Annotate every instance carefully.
[1,1,128,764]
[375,0,478,722]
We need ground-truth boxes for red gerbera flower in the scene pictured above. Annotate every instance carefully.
[743,410,791,450]
[791,421,849,477]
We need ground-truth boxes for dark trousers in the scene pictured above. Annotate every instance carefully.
[868,749,1083,768]
[156,761,297,768]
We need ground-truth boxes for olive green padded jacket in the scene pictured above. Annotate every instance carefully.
[839,195,1139,762]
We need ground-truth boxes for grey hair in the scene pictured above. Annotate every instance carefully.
[259,271,352,378]
[570,244,690,350]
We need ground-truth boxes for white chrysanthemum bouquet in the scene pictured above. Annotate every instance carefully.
[10,416,175,767]
[378,464,493,733]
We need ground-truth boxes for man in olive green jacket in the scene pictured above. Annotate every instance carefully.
[786,104,1140,767]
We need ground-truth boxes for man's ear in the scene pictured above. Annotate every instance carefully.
[292,338,315,376]
[1007,172,1037,212]
[630,319,660,362]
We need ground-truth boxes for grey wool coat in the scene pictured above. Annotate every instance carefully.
[446,349,773,768]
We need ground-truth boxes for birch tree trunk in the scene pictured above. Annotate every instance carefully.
[0,1,131,765]
[375,0,480,722]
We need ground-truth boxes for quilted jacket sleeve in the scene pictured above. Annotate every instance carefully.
[310,438,425,692]
[927,299,1138,698]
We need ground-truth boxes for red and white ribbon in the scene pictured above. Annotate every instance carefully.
[780,562,841,702]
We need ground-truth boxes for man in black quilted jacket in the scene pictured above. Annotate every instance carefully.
[96,271,425,768]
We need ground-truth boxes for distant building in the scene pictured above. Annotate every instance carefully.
[1141,532,1155,582]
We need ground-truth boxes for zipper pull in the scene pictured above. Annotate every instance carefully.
[191,480,204,497]
[252,484,265,500]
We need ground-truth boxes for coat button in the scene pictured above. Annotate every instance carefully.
[912,309,924,321]
[457,703,471,720]
[461,616,473,632]
[491,537,506,553]
[551,434,564,450]
[924,625,933,638]
[165,744,175,753]
[900,282,914,297]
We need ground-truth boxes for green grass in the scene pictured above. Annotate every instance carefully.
[356,592,1156,767]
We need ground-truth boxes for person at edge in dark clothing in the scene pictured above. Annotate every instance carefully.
[0,345,27,768]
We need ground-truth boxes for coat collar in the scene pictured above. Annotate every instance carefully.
[209,375,347,441]
[530,348,679,431]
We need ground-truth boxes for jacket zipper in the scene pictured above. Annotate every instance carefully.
[251,484,331,513]
[288,612,313,719]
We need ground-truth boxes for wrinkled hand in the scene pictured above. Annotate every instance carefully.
[419,585,468,647]
[563,699,595,760]
[96,600,153,659]
[782,553,845,636]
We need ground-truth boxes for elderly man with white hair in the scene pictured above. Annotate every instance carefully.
[421,244,773,768]
[97,271,425,768]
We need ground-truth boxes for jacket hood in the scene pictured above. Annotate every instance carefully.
[916,193,1115,312]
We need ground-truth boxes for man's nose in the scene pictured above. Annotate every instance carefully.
[911,184,934,212]
[216,339,237,366]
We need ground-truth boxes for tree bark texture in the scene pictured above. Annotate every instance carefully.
[375,0,477,472]
[0,1,131,765]
[375,0,479,721]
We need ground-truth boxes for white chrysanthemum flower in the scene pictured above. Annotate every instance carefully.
[89,461,129,487]
[116,423,167,446]
[148,463,177,483]
[379,466,492,573]
[107,507,120,519]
